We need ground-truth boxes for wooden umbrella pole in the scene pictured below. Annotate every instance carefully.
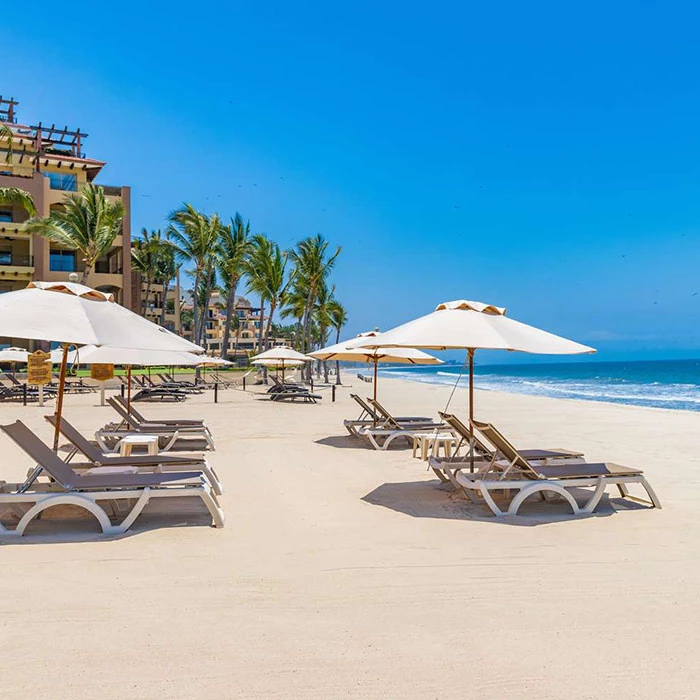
[468,348,475,473]
[127,365,132,412]
[52,343,69,451]
[373,359,378,402]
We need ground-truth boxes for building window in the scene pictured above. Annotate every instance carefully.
[0,210,12,223]
[50,249,76,272]
[46,172,77,191]
[0,248,11,265]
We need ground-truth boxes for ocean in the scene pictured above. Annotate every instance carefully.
[376,358,700,412]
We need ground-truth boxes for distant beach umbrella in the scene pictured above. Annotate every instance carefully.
[357,300,595,468]
[0,280,203,450]
[0,347,30,364]
[251,346,313,375]
[310,331,443,402]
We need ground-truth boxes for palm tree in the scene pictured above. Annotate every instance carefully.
[288,234,341,375]
[0,187,36,216]
[26,184,123,283]
[168,204,221,345]
[280,281,309,351]
[131,229,161,315]
[154,237,178,328]
[245,234,292,351]
[217,213,250,360]
[327,297,348,384]
[314,282,335,381]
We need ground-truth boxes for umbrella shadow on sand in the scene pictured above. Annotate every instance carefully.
[361,480,646,526]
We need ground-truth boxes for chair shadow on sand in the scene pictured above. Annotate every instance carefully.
[0,497,217,546]
[361,479,649,527]
[314,435,413,450]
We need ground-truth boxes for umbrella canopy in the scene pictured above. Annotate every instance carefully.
[196,354,233,366]
[310,331,443,402]
[357,300,595,354]
[358,300,595,467]
[0,281,202,351]
[56,345,205,367]
[253,358,306,367]
[0,281,202,451]
[250,346,314,363]
[0,347,30,364]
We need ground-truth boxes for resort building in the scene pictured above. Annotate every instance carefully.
[130,270,182,334]
[182,291,287,362]
[0,95,132,308]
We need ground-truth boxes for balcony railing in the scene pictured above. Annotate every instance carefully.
[0,222,30,237]
[0,254,33,267]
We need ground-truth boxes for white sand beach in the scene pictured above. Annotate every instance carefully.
[1,377,699,699]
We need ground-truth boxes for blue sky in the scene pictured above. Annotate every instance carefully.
[4,1,700,362]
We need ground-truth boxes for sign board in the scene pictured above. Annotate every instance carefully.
[27,350,52,386]
[91,363,114,382]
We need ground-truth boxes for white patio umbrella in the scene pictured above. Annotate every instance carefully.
[358,300,595,468]
[0,347,30,377]
[0,347,30,364]
[310,331,443,402]
[0,281,203,449]
[250,346,314,375]
[58,345,213,408]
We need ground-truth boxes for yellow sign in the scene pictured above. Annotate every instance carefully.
[91,363,114,382]
[27,350,52,386]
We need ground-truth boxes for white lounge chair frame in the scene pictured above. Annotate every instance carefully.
[0,481,225,537]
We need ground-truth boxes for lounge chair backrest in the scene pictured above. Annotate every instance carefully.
[439,413,491,455]
[44,415,103,462]
[350,394,379,420]
[115,394,147,423]
[4,372,21,386]
[366,398,402,429]
[470,420,537,477]
[1,420,80,488]
[107,396,140,428]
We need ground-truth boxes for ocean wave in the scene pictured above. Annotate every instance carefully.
[377,364,700,412]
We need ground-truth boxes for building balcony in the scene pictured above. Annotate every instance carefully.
[0,253,34,279]
[0,221,32,239]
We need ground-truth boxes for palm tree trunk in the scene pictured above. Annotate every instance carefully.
[334,327,342,385]
[257,300,265,355]
[80,263,92,285]
[222,279,238,360]
[192,269,201,345]
[264,299,277,351]
[233,325,240,361]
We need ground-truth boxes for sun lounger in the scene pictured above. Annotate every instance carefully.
[133,386,188,402]
[96,397,215,452]
[427,412,584,487]
[267,375,309,394]
[452,419,660,517]
[366,397,437,425]
[114,396,205,427]
[0,420,224,536]
[270,388,322,403]
[46,415,223,495]
[355,407,447,452]
[344,394,438,436]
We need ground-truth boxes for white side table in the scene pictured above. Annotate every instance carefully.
[412,432,457,461]
[118,434,160,457]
